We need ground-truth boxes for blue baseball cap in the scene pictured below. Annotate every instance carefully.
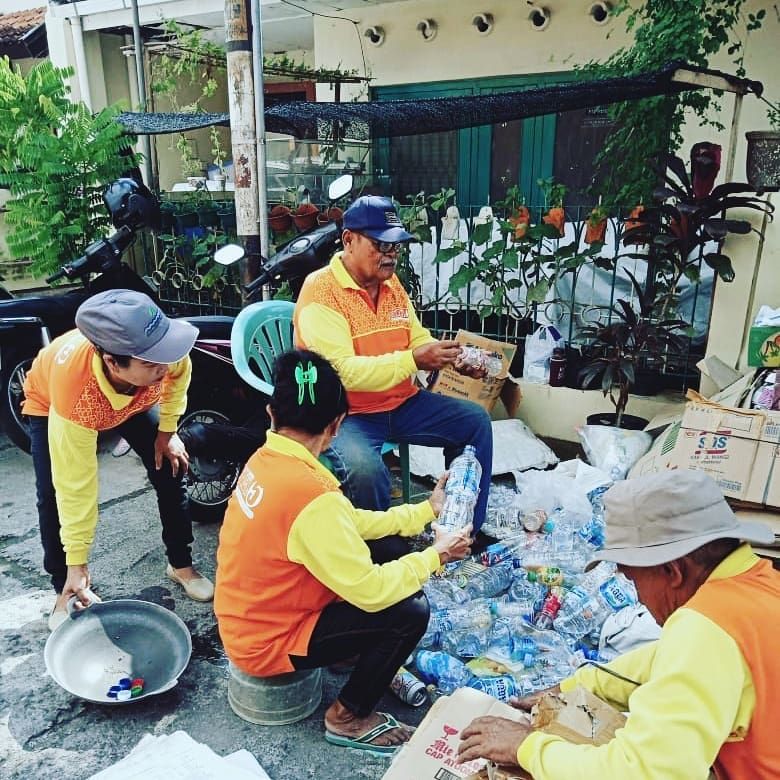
[342,196,414,242]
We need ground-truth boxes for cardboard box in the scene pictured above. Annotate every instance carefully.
[629,398,780,508]
[748,326,780,368]
[429,331,521,415]
[382,687,529,780]
[530,686,626,746]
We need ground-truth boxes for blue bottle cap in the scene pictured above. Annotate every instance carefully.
[107,686,121,698]
[118,677,132,689]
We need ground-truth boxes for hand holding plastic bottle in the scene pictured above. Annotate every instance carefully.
[431,522,473,565]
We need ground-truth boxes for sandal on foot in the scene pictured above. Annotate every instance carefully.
[325,712,411,756]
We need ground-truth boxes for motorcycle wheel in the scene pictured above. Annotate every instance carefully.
[178,409,241,523]
[1,352,33,453]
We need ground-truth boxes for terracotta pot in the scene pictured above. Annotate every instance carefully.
[293,203,320,231]
[584,218,607,244]
[268,205,293,234]
[317,206,344,225]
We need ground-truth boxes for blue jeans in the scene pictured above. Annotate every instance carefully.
[29,407,193,593]
[325,390,493,533]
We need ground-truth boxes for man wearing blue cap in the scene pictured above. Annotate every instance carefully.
[294,195,493,535]
[23,289,214,629]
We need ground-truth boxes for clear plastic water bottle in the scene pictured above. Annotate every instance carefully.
[433,600,493,632]
[578,561,616,594]
[443,626,490,658]
[469,675,518,703]
[534,588,563,630]
[464,562,515,599]
[508,575,547,606]
[479,536,525,567]
[437,445,482,532]
[553,586,597,641]
[415,650,474,693]
[489,598,535,622]
[593,572,638,616]
[423,577,469,609]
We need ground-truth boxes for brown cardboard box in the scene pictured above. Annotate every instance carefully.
[629,397,780,509]
[429,330,521,415]
[530,686,626,746]
[382,687,529,780]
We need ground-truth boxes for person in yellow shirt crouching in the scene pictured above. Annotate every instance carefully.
[214,348,472,755]
[457,469,780,780]
[23,289,214,630]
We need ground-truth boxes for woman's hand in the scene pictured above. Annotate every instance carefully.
[432,523,472,565]
[154,431,189,476]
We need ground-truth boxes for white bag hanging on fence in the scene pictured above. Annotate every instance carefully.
[523,325,564,384]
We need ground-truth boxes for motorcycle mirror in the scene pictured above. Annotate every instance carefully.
[214,244,245,266]
[328,174,353,202]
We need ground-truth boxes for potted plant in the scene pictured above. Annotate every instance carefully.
[269,204,293,235]
[584,205,609,244]
[293,203,320,232]
[578,272,689,429]
[746,98,780,192]
[538,178,567,237]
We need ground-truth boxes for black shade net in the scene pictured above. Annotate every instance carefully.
[116,62,762,140]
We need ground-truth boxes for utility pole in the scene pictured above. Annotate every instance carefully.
[251,0,270,264]
[225,0,261,294]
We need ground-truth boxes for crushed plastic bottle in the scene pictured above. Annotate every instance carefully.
[437,445,482,532]
[458,345,504,378]
[469,674,518,703]
[415,650,475,693]
[464,562,515,599]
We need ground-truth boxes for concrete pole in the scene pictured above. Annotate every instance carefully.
[68,13,92,109]
[225,0,261,294]
[129,0,153,187]
[251,0,270,263]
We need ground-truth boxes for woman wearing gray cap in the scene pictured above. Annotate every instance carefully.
[23,289,214,629]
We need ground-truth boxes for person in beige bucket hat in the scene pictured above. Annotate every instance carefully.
[458,469,780,780]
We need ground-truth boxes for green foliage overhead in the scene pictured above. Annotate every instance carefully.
[586,0,761,206]
[0,57,139,277]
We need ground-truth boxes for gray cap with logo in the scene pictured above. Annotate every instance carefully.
[75,289,198,364]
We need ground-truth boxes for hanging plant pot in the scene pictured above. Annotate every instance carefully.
[745,131,780,192]
[317,206,344,225]
[542,206,565,236]
[293,203,320,232]
[268,205,293,235]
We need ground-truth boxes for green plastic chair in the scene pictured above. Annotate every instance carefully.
[230,300,414,503]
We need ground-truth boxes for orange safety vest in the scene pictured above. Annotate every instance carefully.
[294,264,418,414]
[22,330,162,429]
[214,444,342,676]
[687,558,780,780]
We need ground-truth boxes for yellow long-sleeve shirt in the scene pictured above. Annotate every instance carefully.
[24,331,190,565]
[294,255,436,411]
[215,430,441,675]
[517,544,759,780]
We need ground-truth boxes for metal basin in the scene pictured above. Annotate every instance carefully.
[44,599,192,704]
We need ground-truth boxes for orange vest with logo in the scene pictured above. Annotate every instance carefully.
[295,264,418,414]
[214,445,342,676]
[686,559,780,780]
[22,330,162,429]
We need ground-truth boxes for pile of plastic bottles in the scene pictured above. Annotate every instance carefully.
[404,453,643,704]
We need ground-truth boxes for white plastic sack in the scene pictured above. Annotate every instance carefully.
[523,325,564,384]
[511,467,595,527]
[578,424,652,481]
[599,604,662,661]
[407,419,558,480]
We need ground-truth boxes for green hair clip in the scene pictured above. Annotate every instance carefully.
[294,361,318,405]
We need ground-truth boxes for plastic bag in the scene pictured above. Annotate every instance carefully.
[523,325,564,384]
[578,425,652,481]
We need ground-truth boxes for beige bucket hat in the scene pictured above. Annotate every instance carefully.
[587,469,775,569]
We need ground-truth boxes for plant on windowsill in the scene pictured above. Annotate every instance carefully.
[578,271,689,429]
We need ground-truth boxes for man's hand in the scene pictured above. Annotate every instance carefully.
[510,684,561,713]
[458,715,532,766]
[62,564,92,608]
[154,431,189,476]
[428,473,448,516]
[431,522,472,565]
[413,340,463,371]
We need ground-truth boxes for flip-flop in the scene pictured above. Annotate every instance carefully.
[325,712,412,756]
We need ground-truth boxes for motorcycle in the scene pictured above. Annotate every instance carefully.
[0,178,248,455]
[177,174,356,520]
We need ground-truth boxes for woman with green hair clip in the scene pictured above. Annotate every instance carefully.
[214,348,471,755]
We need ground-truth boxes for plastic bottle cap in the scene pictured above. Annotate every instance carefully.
[131,678,144,688]
[118,677,132,689]
[107,686,121,698]
[130,686,143,697]
[117,689,132,701]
